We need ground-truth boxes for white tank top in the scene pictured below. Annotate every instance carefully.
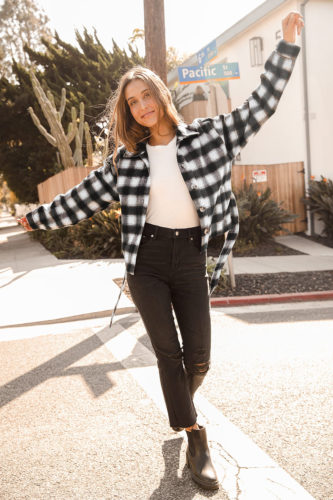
[145,135,200,228]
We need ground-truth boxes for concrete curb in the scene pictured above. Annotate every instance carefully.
[210,290,333,307]
[3,291,333,329]
[0,306,137,329]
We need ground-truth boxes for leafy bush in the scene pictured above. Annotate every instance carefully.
[30,205,122,259]
[235,182,298,245]
[232,238,256,255]
[302,176,333,240]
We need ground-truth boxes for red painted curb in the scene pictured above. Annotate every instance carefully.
[210,290,333,307]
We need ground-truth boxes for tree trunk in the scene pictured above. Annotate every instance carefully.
[143,0,167,84]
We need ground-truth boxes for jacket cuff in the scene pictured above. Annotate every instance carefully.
[26,211,39,230]
[276,39,301,58]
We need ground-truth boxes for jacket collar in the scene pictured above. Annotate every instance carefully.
[175,122,200,140]
[122,122,199,159]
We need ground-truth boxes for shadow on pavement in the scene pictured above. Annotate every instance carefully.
[149,436,225,499]
[0,314,143,408]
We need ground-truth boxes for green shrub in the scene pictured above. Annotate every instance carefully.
[232,238,256,254]
[30,204,122,259]
[235,182,298,245]
[206,257,229,292]
[302,176,333,240]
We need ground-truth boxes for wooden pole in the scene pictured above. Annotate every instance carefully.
[143,0,167,83]
[226,230,236,289]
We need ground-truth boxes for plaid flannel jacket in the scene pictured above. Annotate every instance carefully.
[26,39,301,326]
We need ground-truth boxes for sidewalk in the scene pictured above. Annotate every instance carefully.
[0,212,134,328]
[1,211,333,327]
[228,234,333,274]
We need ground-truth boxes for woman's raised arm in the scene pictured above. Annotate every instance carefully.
[193,12,304,162]
[18,154,119,231]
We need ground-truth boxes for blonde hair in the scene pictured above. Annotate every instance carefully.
[104,66,182,174]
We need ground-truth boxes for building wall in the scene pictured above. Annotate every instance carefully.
[215,0,304,167]
[302,0,333,181]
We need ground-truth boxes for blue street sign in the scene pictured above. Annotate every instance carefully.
[197,40,217,65]
[177,62,240,85]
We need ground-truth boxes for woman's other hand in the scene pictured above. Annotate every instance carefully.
[282,11,305,44]
[17,216,33,231]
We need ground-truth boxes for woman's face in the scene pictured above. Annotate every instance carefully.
[124,79,162,129]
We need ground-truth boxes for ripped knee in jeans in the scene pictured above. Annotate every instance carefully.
[186,361,210,375]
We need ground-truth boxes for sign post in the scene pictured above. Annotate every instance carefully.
[227,252,236,289]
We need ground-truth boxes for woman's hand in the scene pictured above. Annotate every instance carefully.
[282,11,305,44]
[17,216,33,231]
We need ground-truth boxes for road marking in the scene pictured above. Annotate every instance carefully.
[96,314,315,499]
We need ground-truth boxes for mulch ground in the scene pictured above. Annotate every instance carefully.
[210,271,333,297]
[114,270,333,301]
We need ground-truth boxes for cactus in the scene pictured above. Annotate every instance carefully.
[73,102,84,167]
[28,70,96,170]
[84,122,93,167]
[91,134,109,168]
[28,70,77,169]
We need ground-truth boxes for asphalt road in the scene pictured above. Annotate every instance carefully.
[1,300,332,499]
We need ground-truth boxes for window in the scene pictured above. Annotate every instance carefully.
[249,37,263,67]
[276,29,282,41]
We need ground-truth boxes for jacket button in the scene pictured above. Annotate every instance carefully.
[191,183,198,189]
[199,206,205,212]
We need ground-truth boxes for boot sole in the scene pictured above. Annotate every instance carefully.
[186,451,219,490]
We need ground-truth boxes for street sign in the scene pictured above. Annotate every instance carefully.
[177,62,240,85]
[197,40,217,65]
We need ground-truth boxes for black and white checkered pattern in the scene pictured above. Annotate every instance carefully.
[26,39,301,325]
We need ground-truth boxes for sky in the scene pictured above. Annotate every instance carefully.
[31,0,267,58]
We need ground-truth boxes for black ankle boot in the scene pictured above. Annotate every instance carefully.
[185,425,219,490]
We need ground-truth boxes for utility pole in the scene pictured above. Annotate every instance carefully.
[143,0,167,83]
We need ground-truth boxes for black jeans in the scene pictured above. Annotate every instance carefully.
[126,222,211,428]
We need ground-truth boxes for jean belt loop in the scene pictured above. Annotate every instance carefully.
[153,225,158,239]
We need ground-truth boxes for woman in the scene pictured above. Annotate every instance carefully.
[19,12,304,490]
